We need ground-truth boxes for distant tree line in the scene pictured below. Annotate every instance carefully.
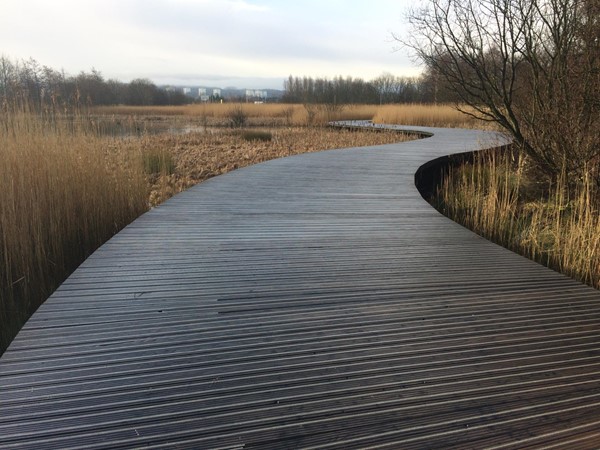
[282,73,447,104]
[0,56,190,110]
[1,56,463,113]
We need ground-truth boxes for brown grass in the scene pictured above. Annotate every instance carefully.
[434,150,600,289]
[372,104,483,128]
[144,127,414,206]
[0,112,414,354]
[94,103,296,118]
[3,101,597,358]
[0,112,149,353]
[92,103,475,128]
[93,104,308,126]
[93,103,377,127]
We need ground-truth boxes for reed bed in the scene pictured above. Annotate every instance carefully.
[92,103,473,128]
[93,103,377,127]
[0,113,413,354]
[94,103,296,118]
[434,150,600,289]
[7,101,595,357]
[93,104,305,127]
[372,104,481,128]
[0,113,148,354]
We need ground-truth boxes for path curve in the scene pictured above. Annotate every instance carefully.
[2,123,600,449]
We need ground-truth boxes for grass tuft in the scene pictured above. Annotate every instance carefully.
[143,148,176,174]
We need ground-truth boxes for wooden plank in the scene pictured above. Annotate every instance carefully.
[1,122,600,449]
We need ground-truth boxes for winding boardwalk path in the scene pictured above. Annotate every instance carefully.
[2,123,600,449]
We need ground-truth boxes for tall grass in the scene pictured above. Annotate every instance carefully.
[0,112,148,353]
[93,103,305,121]
[373,104,481,128]
[434,150,600,289]
[0,111,414,354]
[92,103,472,128]
[94,103,359,126]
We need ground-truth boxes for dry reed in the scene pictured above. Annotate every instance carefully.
[372,104,482,128]
[435,150,600,289]
[4,101,596,357]
[0,113,413,354]
[92,103,474,128]
[93,103,308,126]
[0,113,148,354]
[144,127,414,206]
[93,103,366,127]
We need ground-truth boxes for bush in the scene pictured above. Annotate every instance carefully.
[227,105,247,128]
[241,130,272,142]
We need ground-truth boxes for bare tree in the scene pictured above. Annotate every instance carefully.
[372,72,399,104]
[0,56,193,109]
[0,56,16,102]
[400,0,600,184]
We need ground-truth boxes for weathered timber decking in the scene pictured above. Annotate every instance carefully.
[2,123,600,449]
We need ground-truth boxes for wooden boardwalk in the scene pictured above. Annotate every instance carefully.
[2,123,600,449]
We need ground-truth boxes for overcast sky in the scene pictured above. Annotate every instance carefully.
[1,0,421,89]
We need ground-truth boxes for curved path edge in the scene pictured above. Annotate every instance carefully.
[2,122,600,449]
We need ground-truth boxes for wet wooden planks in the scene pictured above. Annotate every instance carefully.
[1,123,600,449]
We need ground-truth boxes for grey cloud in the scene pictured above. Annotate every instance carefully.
[115,0,383,64]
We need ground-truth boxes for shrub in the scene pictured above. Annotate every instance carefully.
[227,105,247,128]
[241,130,273,142]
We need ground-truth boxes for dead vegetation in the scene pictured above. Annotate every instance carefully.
[92,103,477,128]
[0,109,415,355]
[434,150,600,290]
[144,127,412,206]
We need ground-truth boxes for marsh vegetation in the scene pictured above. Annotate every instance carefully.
[0,103,418,354]
[433,150,599,290]
[404,0,599,289]
[1,97,598,356]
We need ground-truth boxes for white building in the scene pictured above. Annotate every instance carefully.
[245,89,267,99]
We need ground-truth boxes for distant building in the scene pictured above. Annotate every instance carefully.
[198,88,207,96]
[200,95,209,102]
[213,88,221,96]
[183,87,191,95]
[245,89,267,100]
